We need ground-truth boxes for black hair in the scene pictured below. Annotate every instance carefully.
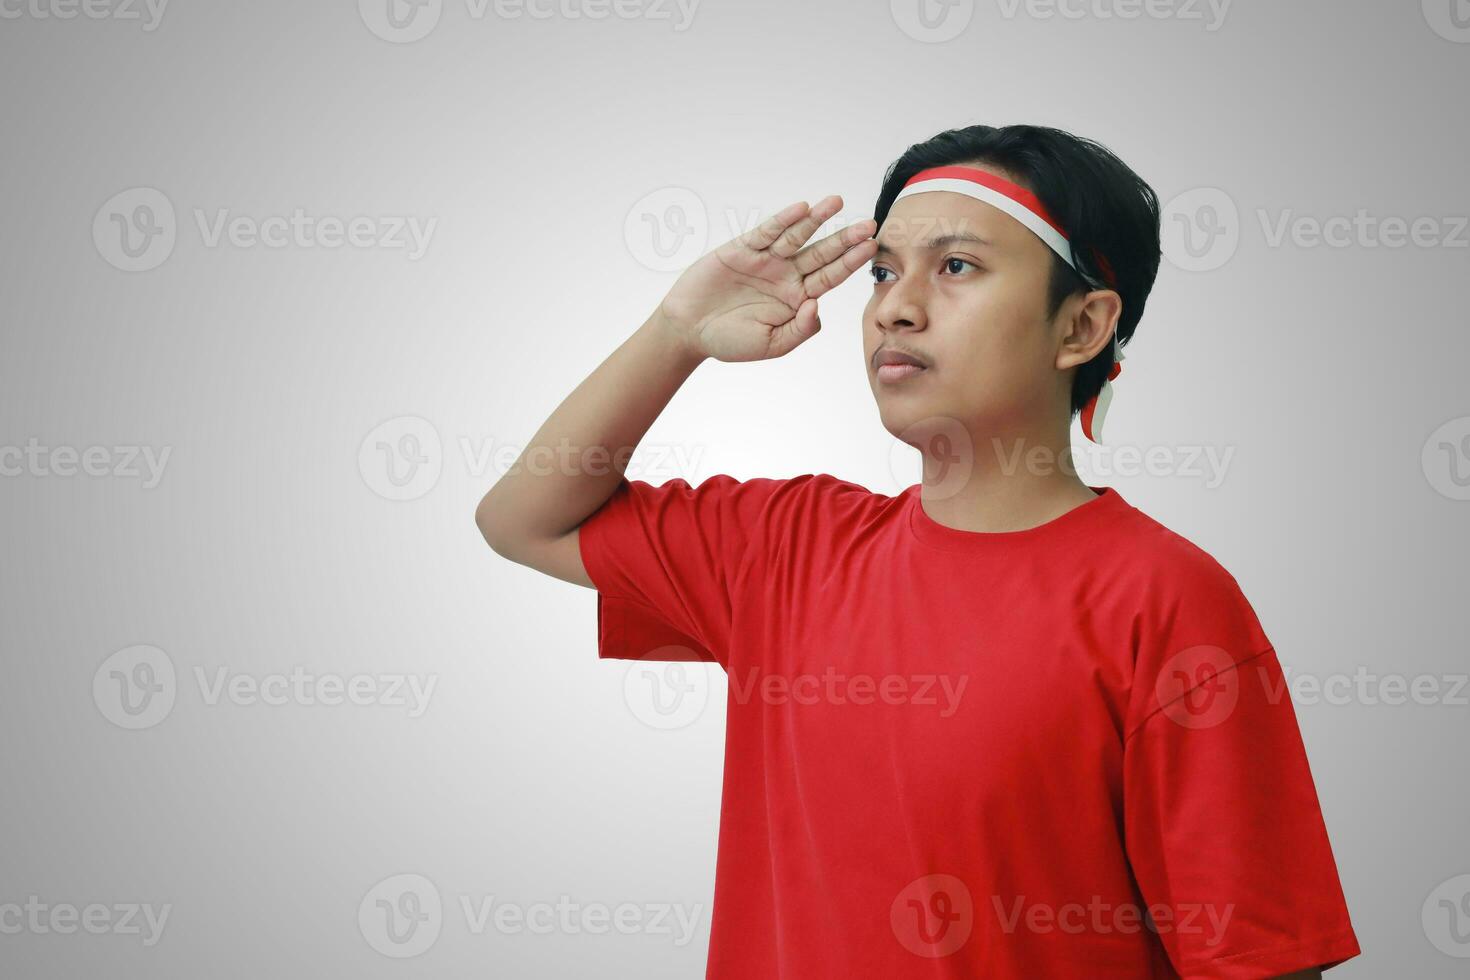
[872,124,1162,420]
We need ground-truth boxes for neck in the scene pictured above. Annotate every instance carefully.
[916,422,1096,534]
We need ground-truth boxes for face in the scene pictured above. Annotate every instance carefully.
[862,164,1094,453]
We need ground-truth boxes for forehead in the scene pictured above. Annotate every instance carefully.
[876,189,1041,259]
[870,192,1046,262]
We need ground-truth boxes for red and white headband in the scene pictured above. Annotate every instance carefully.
[891,165,1125,444]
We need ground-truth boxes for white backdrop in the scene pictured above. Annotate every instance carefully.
[1,1,1467,976]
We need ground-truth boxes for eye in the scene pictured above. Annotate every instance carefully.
[869,264,893,284]
[942,257,979,275]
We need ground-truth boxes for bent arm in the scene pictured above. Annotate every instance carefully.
[474,306,705,587]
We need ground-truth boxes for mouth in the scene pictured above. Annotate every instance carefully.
[876,362,927,384]
[873,347,930,385]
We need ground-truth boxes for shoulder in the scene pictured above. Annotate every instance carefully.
[673,473,901,555]
[1104,501,1274,728]
[1103,495,1250,603]
[682,471,890,509]
[783,472,904,522]
[623,471,889,529]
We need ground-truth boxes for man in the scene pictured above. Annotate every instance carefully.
[476,124,1361,978]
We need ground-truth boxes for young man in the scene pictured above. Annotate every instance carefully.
[475,125,1362,978]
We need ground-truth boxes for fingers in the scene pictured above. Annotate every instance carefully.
[802,236,878,300]
[738,200,810,252]
[793,217,877,277]
[769,297,821,358]
[767,195,844,260]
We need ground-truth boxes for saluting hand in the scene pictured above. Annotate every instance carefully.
[657,195,878,364]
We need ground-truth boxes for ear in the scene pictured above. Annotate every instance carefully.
[1055,289,1123,371]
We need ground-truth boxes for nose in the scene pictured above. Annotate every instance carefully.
[873,274,927,336]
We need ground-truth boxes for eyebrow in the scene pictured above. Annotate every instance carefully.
[871,232,995,258]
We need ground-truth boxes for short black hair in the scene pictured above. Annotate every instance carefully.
[872,124,1162,421]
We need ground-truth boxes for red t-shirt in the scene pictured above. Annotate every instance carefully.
[577,472,1362,979]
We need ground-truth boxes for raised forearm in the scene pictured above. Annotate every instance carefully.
[475,305,704,553]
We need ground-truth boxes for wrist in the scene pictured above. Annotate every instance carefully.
[648,303,707,371]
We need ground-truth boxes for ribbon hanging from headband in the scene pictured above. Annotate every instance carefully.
[891,165,1124,444]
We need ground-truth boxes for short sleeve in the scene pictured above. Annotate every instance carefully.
[576,473,792,669]
[1121,559,1361,977]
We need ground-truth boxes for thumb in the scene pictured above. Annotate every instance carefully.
[776,297,821,356]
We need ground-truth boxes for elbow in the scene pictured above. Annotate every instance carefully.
[474,492,510,556]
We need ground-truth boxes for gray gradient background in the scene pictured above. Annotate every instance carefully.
[1,0,1467,976]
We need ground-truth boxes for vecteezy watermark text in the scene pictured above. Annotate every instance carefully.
[885,424,1238,496]
[991,894,1235,947]
[358,0,700,43]
[0,0,167,29]
[0,439,171,488]
[93,188,437,272]
[728,666,969,717]
[357,874,702,958]
[0,897,171,946]
[194,666,437,717]
[93,645,439,730]
[992,0,1231,30]
[359,415,709,501]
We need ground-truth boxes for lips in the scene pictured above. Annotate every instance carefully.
[873,346,930,384]
[874,347,928,369]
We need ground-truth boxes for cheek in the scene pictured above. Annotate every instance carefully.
[860,298,882,341]
[932,292,1039,394]
[959,277,1026,319]
[954,280,1047,354]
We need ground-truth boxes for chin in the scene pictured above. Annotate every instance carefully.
[874,387,985,457]
[875,397,941,443]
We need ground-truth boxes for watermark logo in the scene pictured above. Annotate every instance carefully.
[887,416,974,501]
[625,187,708,273]
[1165,188,1466,270]
[361,0,699,42]
[359,0,443,42]
[891,873,973,957]
[885,426,1238,495]
[627,193,877,275]
[992,894,1234,945]
[359,875,702,951]
[93,645,177,730]
[996,437,1236,489]
[1424,873,1470,957]
[194,667,437,716]
[93,187,437,271]
[1155,644,1240,730]
[93,645,438,728]
[728,666,969,716]
[890,0,974,43]
[1257,209,1468,250]
[1423,0,1470,42]
[459,893,702,943]
[894,0,1232,39]
[1162,187,1239,272]
[1265,664,1468,708]
[365,417,709,502]
[191,208,437,259]
[359,874,443,958]
[359,416,443,501]
[623,658,714,730]
[1422,416,1470,501]
[992,0,1232,31]
[93,187,176,272]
